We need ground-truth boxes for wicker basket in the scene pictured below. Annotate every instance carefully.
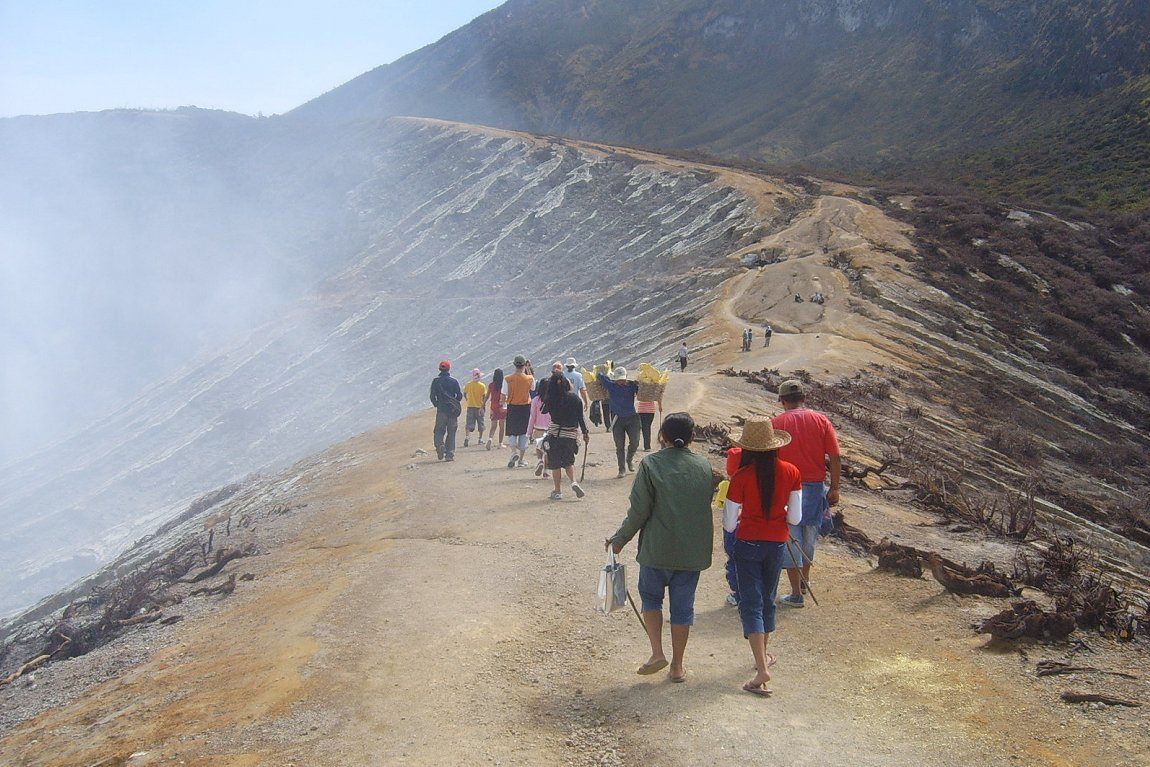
[584,372,608,401]
[637,381,666,403]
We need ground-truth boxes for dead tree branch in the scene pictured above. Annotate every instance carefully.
[0,654,51,688]
[979,601,1076,640]
[1036,660,1138,679]
[927,553,1017,597]
[184,545,253,583]
[189,574,236,598]
[1060,691,1141,707]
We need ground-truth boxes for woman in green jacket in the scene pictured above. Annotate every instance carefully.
[607,412,713,683]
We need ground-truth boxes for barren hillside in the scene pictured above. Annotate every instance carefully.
[1,161,1147,767]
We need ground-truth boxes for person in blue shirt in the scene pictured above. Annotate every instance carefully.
[598,367,640,478]
[429,360,463,461]
[563,357,590,411]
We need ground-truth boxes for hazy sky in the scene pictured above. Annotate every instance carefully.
[0,0,504,118]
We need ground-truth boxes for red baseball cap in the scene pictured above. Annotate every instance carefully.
[439,360,451,370]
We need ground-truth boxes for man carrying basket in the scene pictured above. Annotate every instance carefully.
[598,367,640,477]
[635,363,668,452]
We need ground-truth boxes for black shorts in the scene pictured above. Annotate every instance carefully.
[505,403,531,436]
[544,435,578,469]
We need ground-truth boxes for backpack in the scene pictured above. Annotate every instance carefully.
[433,378,462,417]
[441,396,462,417]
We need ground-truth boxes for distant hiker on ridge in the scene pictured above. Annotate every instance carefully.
[772,379,841,608]
[678,341,689,372]
[429,360,463,462]
[763,324,773,348]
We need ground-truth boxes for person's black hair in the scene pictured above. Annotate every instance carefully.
[492,368,504,390]
[545,371,570,412]
[659,412,695,448]
[739,449,778,520]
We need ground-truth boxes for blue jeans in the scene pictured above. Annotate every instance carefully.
[782,481,827,567]
[781,523,818,568]
[733,538,786,636]
[433,409,458,458]
[723,530,738,593]
[637,567,701,626]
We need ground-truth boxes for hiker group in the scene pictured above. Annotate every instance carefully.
[430,355,841,698]
[604,378,840,696]
[741,324,773,351]
[428,352,674,501]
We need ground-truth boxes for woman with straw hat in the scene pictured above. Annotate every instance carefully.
[723,417,802,697]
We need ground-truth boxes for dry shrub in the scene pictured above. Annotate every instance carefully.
[984,425,1045,466]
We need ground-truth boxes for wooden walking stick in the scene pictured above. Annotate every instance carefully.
[625,588,647,631]
[579,436,589,482]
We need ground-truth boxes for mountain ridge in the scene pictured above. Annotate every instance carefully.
[293,0,1150,211]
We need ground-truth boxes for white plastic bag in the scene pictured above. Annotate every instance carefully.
[596,549,627,615]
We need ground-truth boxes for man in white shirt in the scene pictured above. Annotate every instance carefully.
[563,357,590,410]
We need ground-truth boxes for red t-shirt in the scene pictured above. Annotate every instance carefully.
[771,408,840,482]
[725,446,742,477]
[728,459,802,542]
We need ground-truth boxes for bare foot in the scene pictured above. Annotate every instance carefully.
[669,665,687,683]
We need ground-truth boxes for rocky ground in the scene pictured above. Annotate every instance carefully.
[2,181,1148,767]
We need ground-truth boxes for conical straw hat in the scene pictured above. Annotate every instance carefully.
[730,418,791,452]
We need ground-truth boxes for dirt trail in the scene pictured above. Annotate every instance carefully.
[2,194,1148,767]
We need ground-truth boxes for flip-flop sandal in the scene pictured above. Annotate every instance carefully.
[766,653,777,668]
[637,659,669,675]
[742,681,773,697]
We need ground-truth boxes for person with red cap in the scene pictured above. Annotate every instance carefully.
[429,360,463,461]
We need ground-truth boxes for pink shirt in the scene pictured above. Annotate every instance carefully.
[771,407,840,482]
[527,395,552,433]
[636,399,658,414]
